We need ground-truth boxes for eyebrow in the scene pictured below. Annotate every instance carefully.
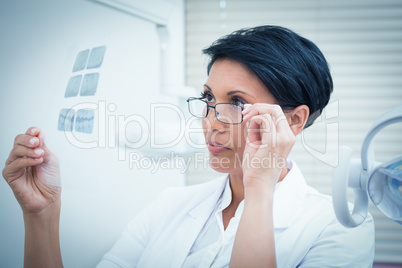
[203,84,256,99]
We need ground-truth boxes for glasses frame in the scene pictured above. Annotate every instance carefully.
[186,97,244,125]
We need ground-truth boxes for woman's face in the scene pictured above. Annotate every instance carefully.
[202,58,278,174]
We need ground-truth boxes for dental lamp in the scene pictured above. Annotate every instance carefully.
[333,106,402,228]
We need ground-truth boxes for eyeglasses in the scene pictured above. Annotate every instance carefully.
[187,97,244,124]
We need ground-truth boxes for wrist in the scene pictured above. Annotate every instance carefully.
[244,186,275,204]
[243,175,278,194]
[243,166,284,191]
[23,199,61,224]
[22,200,63,268]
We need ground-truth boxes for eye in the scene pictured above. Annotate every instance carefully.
[201,91,215,103]
[232,96,246,107]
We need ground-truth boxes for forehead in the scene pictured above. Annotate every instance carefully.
[206,58,275,102]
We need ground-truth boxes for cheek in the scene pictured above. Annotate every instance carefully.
[202,118,209,136]
[231,124,247,152]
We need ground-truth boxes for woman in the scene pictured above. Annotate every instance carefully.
[2,25,374,267]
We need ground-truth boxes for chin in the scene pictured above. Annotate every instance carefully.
[208,153,239,173]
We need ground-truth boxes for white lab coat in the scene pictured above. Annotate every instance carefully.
[97,161,375,267]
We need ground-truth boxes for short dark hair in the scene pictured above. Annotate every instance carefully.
[202,25,333,128]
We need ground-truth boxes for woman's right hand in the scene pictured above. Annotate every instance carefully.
[2,127,61,215]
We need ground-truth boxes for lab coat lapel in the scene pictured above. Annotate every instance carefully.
[273,161,307,229]
[170,162,307,266]
[171,176,228,267]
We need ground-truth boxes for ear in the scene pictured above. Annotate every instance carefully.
[286,105,309,136]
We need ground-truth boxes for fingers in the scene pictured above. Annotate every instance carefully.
[30,127,48,149]
[247,114,275,147]
[243,103,294,134]
[4,127,45,172]
[243,103,286,130]
[243,104,295,150]
[3,157,44,183]
[13,127,42,147]
[25,127,40,136]
[4,127,44,183]
[6,145,44,164]
[14,134,40,148]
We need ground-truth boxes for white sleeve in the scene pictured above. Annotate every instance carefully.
[298,214,375,268]
[96,202,156,268]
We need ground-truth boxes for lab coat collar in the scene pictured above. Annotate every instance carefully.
[188,175,229,219]
[188,160,307,229]
[186,159,306,228]
[173,175,228,267]
[175,161,306,266]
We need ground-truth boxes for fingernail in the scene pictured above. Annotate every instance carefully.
[34,149,44,156]
[30,138,38,145]
[31,128,37,134]
[35,157,43,162]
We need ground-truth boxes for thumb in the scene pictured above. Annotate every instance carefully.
[37,130,46,148]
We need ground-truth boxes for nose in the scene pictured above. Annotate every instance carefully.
[203,106,225,133]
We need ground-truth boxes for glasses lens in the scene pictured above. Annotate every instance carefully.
[188,99,208,118]
[215,103,243,124]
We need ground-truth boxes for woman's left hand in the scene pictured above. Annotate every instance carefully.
[241,103,296,191]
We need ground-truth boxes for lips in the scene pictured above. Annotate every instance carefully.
[207,140,230,154]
